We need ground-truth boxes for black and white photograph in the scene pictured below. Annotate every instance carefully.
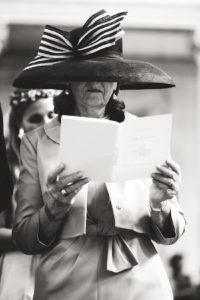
[0,1,199,299]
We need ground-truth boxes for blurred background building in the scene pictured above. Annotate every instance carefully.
[0,0,200,293]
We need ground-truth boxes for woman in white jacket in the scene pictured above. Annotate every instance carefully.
[12,9,185,300]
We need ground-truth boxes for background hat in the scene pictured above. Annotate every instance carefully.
[10,88,61,108]
[13,10,175,90]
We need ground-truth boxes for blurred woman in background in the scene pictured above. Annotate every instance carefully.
[0,88,59,300]
[12,10,186,300]
[7,89,58,185]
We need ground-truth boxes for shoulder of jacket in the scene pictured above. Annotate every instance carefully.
[24,117,58,143]
[25,125,45,145]
[22,124,48,153]
[23,116,59,150]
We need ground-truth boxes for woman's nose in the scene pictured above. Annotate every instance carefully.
[88,82,100,87]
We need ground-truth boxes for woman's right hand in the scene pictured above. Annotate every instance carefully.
[44,163,89,221]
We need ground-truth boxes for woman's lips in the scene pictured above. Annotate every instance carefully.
[83,91,103,107]
[87,89,102,93]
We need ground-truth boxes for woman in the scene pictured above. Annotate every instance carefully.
[12,10,186,300]
[0,88,59,300]
[6,89,58,185]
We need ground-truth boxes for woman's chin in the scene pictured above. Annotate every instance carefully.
[85,107,104,118]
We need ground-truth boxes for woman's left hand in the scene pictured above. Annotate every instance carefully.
[150,158,181,207]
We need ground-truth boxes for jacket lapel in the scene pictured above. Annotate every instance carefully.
[43,117,87,238]
[60,184,88,238]
[44,116,60,144]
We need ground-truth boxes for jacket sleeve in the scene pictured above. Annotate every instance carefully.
[12,134,53,254]
[139,177,186,245]
[149,197,186,245]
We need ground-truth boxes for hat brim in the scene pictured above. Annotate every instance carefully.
[13,56,175,90]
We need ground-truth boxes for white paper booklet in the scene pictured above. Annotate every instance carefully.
[59,114,172,182]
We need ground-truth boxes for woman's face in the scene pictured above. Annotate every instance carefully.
[20,98,55,133]
[70,81,117,118]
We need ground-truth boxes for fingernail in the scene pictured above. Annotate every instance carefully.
[60,163,65,168]
[156,166,162,171]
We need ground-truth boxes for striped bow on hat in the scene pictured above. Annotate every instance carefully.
[13,9,175,90]
[25,10,127,70]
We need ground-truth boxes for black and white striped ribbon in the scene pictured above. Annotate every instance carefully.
[24,10,127,70]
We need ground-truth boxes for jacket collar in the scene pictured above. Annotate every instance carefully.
[44,116,60,144]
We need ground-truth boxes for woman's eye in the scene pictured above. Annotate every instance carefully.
[28,115,42,124]
[48,111,55,119]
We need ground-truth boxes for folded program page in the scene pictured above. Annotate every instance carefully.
[115,114,172,181]
[59,114,172,182]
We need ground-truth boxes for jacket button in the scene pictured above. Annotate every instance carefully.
[116,205,122,210]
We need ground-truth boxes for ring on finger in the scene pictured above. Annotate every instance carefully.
[169,180,175,190]
[61,188,68,197]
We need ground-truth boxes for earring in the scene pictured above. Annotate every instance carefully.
[112,92,118,101]
[64,89,69,95]
[18,128,24,139]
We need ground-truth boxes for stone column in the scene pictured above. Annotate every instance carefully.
[0,22,9,55]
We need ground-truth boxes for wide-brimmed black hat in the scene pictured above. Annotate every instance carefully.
[13,10,175,90]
